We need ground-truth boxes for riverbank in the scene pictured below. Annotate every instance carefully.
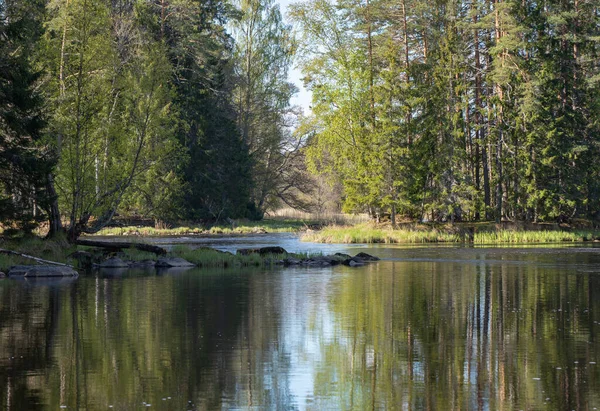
[301,223,600,244]
[0,236,376,272]
[91,219,311,237]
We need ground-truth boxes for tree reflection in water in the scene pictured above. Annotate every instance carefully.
[0,251,599,410]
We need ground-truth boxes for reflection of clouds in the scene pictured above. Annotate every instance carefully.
[276,267,336,409]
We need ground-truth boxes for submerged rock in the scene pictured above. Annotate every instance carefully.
[156,257,196,268]
[8,265,78,277]
[347,259,365,267]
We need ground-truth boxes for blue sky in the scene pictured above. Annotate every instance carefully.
[277,0,312,113]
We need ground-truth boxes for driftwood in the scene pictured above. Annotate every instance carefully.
[0,248,74,267]
[75,240,167,255]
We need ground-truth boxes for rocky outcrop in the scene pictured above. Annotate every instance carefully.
[282,252,380,267]
[238,246,288,256]
[353,252,380,261]
[129,260,157,268]
[155,257,196,268]
[8,265,79,277]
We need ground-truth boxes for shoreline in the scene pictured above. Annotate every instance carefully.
[3,221,600,272]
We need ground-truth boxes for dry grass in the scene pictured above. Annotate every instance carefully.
[302,223,600,244]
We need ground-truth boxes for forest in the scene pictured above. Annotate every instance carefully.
[1,0,600,239]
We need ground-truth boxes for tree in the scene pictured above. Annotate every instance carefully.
[0,0,58,233]
[231,0,302,215]
[41,0,180,239]
[293,0,600,223]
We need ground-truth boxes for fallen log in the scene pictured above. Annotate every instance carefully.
[0,248,74,267]
[75,240,167,255]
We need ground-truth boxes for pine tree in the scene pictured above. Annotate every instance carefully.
[0,0,57,232]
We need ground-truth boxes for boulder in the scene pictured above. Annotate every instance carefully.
[304,259,332,267]
[129,260,156,268]
[7,265,31,276]
[354,252,380,261]
[8,265,78,277]
[96,257,129,268]
[334,252,352,259]
[237,246,287,256]
[305,256,343,266]
[283,258,301,266]
[155,257,196,268]
[0,271,5,278]
[195,247,233,255]
[25,266,78,277]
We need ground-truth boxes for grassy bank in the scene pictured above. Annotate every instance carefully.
[302,223,600,244]
[0,236,77,271]
[93,219,309,237]
[119,245,317,269]
[0,237,317,271]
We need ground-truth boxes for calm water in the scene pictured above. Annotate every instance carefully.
[1,236,600,410]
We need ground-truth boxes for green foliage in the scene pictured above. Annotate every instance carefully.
[231,0,306,214]
[39,0,183,237]
[0,0,55,230]
[302,223,600,244]
[94,218,307,236]
[292,0,600,223]
[1,0,298,233]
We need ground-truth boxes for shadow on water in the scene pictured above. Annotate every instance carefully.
[0,245,599,409]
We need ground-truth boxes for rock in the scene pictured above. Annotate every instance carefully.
[195,247,233,255]
[25,266,78,277]
[283,258,301,265]
[307,256,343,266]
[342,258,365,267]
[155,257,196,268]
[129,260,156,268]
[305,259,332,267]
[8,265,78,277]
[237,246,287,256]
[7,265,31,276]
[334,252,352,259]
[348,259,365,267]
[0,271,5,278]
[96,257,129,268]
[354,252,380,261]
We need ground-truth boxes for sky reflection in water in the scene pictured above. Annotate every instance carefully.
[1,237,599,410]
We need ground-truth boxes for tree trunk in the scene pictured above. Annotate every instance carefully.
[75,239,167,255]
[46,173,63,238]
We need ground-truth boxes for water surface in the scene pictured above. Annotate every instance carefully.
[1,236,599,410]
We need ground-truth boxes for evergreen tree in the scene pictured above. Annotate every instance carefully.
[0,0,57,232]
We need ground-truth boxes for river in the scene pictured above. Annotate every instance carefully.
[1,234,599,410]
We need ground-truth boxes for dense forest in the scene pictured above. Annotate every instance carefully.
[291,0,600,225]
[0,0,303,239]
[1,0,600,238]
